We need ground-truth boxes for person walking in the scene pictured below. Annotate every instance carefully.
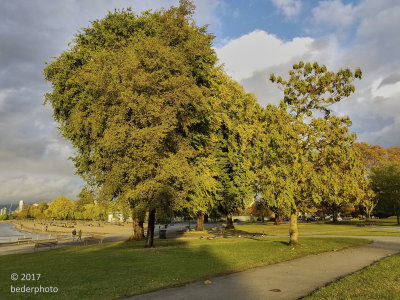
[72,229,76,241]
[78,229,82,241]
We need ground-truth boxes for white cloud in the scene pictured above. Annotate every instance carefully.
[378,73,400,88]
[193,0,223,25]
[311,0,357,29]
[0,90,9,111]
[215,30,313,81]
[270,0,302,19]
[355,4,400,48]
[215,31,342,105]
[372,79,400,99]
[45,139,75,159]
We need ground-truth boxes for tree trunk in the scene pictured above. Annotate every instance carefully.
[145,209,156,248]
[226,214,234,229]
[332,210,338,222]
[365,205,372,222]
[289,211,298,246]
[196,211,204,231]
[204,214,209,223]
[131,217,144,240]
[261,214,265,223]
[397,215,400,225]
[139,219,145,239]
[274,213,280,225]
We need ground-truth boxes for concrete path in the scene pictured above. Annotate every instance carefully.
[126,236,400,300]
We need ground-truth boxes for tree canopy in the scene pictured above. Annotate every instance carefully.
[44,1,218,246]
[47,196,76,220]
[267,61,363,245]
[371,162,400,224]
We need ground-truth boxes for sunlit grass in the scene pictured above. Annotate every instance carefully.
[304,254,400,300]
[231,222,400,237]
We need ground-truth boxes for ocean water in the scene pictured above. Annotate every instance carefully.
[0,222,52,243]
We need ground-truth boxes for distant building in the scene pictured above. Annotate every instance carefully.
[0,207,7,215]
[108,211,132,223]
[108,212,124,223]
[18,200,24,212]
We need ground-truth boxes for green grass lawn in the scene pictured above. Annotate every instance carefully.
[1,237,369,299]
[304,254,400,300]
[307,229,400,236]
[230,223,400,237]
[363,218,400,226]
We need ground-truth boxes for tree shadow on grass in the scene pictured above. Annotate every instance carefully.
[0,233,297,300]
[272,240,289,246]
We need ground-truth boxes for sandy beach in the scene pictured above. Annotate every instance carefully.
[6,219,134,237]
[0,220,136,256]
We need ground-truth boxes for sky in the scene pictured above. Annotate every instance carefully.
[1,0,399,206]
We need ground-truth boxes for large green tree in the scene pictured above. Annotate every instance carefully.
[352,143,400,219]
[350,143,400,218]
[27,201,48,219]
[210,72,261,229]
[184,70,261,230]
[186,154,219,231]
[268,61,362,245]
[47,196,76,220]
[44,1,218,247]
[257,103,317,242]
[313,116,368,221]
[371,162,400,224]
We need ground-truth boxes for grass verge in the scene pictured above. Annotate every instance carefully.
[231,223,400,237]
[1,237,369,299]
[304,253,400,300]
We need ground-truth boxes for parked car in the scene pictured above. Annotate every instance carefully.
[325,215,342,221]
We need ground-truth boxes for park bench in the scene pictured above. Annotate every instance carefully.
[83,235,104,245]
[33,239,58,251]
[17,237,32,244]
[17,237,32,242]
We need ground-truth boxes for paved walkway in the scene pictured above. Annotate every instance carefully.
[126,236,400,300]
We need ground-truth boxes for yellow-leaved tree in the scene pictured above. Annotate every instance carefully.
[44,1,218,247]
